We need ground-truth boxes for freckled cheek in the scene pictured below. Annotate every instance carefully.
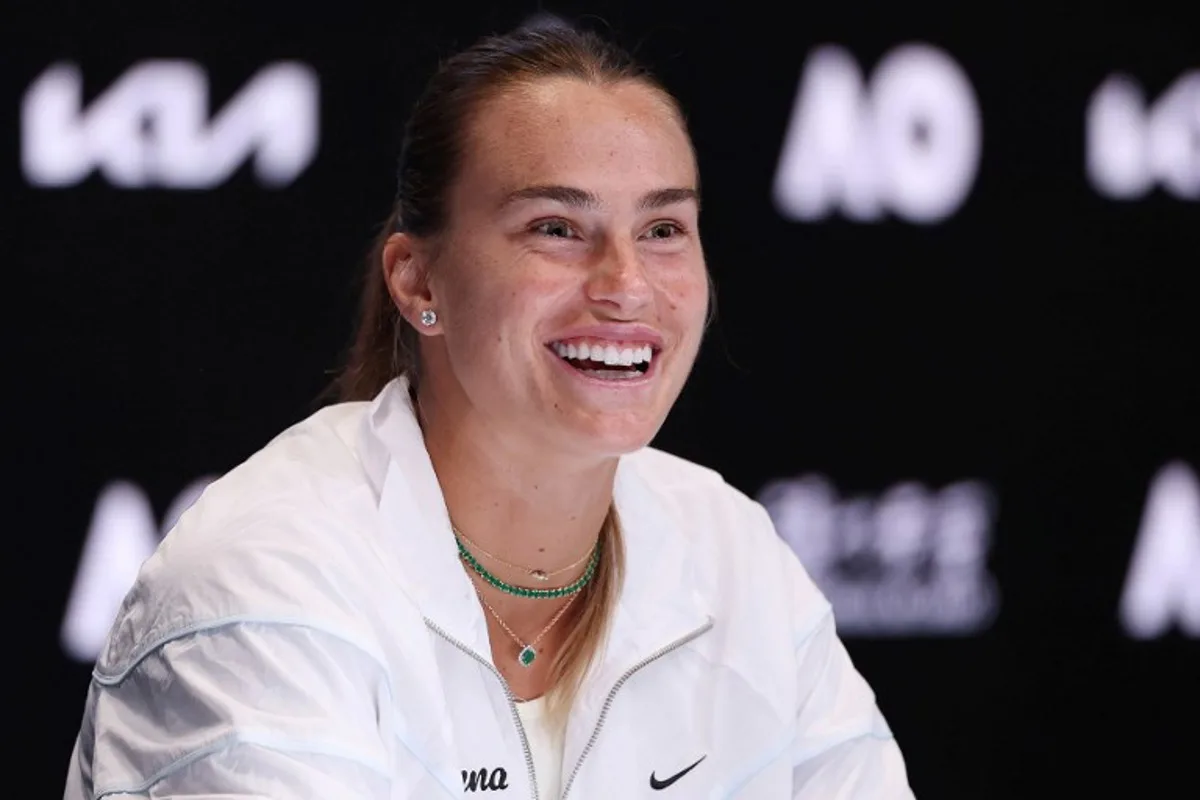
[657,272,710,329]
[453,278,555,359]
[440,284,499,360]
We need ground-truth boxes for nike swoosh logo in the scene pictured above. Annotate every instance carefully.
[649,755,706,790]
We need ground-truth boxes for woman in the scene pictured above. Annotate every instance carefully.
[65,21,915,800]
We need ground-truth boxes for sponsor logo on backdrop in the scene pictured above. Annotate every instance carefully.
[773,43,982,224]
[759,474,999,635]
[21,60,319,189]
[1087,70,1200,201]
[61,477,215,661]
[1119,461,1200,639]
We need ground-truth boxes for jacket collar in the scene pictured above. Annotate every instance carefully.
[358,377,713,665]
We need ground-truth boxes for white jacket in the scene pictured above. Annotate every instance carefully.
[65,378,915,799]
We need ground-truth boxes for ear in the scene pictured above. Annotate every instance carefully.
[382,233,439,334]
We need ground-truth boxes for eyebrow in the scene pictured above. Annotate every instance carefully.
[639,187,701,211]
[499,184,701,212]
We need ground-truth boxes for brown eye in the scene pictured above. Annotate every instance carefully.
[534,219,575,238]
[645,222,683,240]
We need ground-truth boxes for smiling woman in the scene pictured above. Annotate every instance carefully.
[64,17,916,800]
[381,71,708,459]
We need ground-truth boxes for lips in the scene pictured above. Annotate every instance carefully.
[545,335,667,385]
[546,340,652,381]
[543,324,665,385]
[549,338,654,369]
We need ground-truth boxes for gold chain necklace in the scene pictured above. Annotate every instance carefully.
[453,523,598,583]
[474,587,580,667]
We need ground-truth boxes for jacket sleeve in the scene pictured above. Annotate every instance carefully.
[73,620,394,799]
[784,542,917,798]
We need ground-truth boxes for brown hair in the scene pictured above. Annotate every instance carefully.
[334,19,695,729]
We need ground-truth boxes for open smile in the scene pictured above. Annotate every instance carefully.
[544,338,661,385]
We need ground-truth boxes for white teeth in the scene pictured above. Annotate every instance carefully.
[550,340,657,368]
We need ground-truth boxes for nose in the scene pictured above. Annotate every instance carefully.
[585,237,653,317]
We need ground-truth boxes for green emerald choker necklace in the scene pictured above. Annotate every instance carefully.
[455,534,601,599]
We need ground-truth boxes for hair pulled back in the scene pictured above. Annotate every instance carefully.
[333,18,693,731]
[336,18,686,401]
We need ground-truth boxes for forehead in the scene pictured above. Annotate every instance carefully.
[458,77,697,199]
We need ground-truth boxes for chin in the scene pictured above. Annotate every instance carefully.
[568,416,662,458]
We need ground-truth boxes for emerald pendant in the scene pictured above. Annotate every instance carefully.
[518,645,537,667]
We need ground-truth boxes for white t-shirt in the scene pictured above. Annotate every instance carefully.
[515,697,564,799]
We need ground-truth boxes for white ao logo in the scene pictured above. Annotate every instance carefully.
[22,60,319,189]
[1119,462,1200,639]
[773,43,982,224]
[1087,71,1200,200]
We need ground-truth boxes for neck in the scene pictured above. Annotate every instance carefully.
[415,382,617,576]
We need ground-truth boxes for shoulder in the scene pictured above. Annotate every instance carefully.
[623,446,832,632]
[167,399,378,544]
[97,401,391,677]
[622,446,780,550]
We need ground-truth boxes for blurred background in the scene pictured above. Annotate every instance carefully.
[7,1,1199,796]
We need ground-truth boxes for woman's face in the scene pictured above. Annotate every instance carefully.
[420,77,708,460]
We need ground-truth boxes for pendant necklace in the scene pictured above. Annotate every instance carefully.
[474,587,580,667]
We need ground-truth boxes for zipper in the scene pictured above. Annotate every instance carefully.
[424,619,540,800]
[560,618,714,800]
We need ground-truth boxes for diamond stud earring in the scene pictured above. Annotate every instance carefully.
[419,309,437,327]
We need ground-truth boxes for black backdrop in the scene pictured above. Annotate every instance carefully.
[8,1,1199,797]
